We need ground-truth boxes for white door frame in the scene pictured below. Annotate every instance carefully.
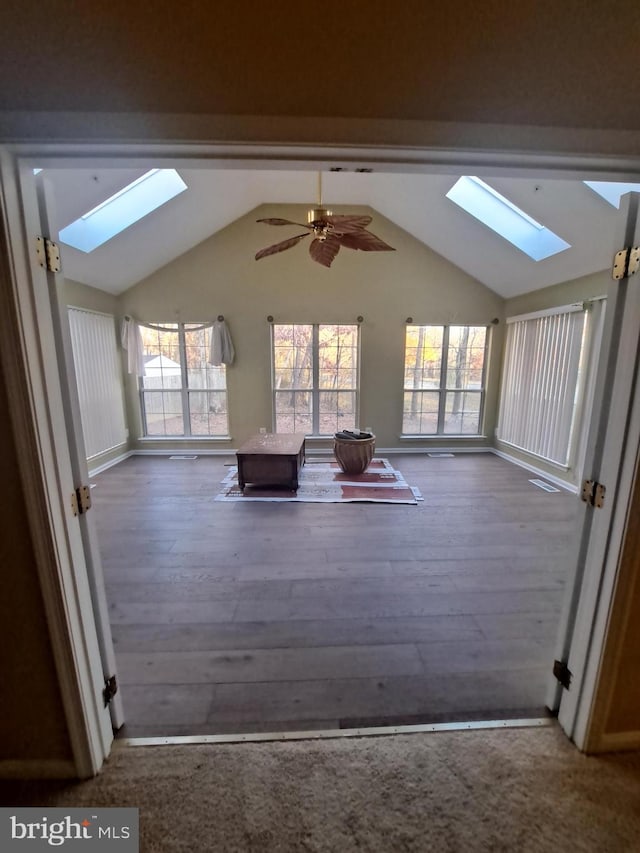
[0,150,114,778]
[555,194,640,749]
[1,137,640,774]
[33,172,126,731]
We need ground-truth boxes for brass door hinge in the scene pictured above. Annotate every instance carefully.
[612,246,640,280]
[103,674,118,707]
[553,659,572,690]
[581,479,606,508]
[35,236,62,273]
[71,485,92,517]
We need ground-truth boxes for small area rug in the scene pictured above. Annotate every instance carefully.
[216,458,422,504]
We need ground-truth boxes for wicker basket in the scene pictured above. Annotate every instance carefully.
[333,434,376,475]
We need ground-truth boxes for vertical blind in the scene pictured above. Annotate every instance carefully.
[497,306,587,467]
[68,308,127,460]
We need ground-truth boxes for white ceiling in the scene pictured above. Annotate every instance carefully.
[42,168,623,298]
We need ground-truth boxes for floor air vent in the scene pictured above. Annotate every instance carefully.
[169,455,199,460]
[428,453,455,458]
[529,478,560,493]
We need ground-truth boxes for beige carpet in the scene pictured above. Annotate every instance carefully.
[3,725,640,852]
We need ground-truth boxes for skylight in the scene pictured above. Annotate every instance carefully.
[59,169,187,253]
[584,181,640,208]
[446,176,570,261]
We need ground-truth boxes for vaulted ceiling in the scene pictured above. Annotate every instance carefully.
[44,167,623,298]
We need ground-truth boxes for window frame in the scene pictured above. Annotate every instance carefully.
[139,321,229,438]
[402,323,489,437]
[271,322,360,436]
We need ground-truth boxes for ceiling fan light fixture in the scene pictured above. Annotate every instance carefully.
[307,206,333,224]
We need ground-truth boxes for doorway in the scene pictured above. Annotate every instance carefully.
[2,143,636,764]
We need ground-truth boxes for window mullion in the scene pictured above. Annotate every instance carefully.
[312,324,320,434]
[270,324,277,432]
[477,325,490,434]
[437,326,449,433]
[355,325,361,428]
[178,323,191,436]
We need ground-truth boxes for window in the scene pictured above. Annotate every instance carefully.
[446,176,570,261]
[497,306,588,466]
[140,323,228,437]
[59,169,187,253]
[403,325,488,435]
[272,324,359,434]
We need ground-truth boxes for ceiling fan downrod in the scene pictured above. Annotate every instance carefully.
[307,171,333,238]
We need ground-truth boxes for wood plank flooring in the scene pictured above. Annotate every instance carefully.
[91,453,578,737]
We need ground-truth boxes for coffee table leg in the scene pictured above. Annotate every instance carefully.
[238,459,245,492]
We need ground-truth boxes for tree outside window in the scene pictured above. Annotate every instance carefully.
[272,324,359,435]
[403,325,487,435]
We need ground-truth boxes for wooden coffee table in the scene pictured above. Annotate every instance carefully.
[236,433,306,492]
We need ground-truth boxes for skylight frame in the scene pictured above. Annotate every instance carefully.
[583,181,640,208]
[446,176,571,262]
[58,168,187,253]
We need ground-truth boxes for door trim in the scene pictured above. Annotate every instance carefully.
[0,151,113,778]
[554,194,640,747]
[2,138,640,772]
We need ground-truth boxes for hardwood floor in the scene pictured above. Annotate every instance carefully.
[91,453,578,737]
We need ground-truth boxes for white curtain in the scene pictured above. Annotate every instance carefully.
[120,315,145,376]
[208,318,235,366]
[497,305,587,467]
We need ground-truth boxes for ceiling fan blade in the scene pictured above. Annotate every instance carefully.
[257,218,310,228]
[255,233,309,261]
[326,215,373,233]
[338,230,395,252]
[309,235,341,267]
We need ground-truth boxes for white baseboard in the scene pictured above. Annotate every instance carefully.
[491,448,578,494]
[594,730,640,753]
[96,447,579,477]
[0,759,77,780]
[379,446,492,455]
[88,450,133,477]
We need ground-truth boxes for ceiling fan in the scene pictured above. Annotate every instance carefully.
[255,173,395,268]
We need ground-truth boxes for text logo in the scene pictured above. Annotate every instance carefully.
[1,808,138,851]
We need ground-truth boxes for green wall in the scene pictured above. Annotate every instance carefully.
[65,278,119,315]
[66,220,612,485]
[119,204,505,451]
[505,269,609,317]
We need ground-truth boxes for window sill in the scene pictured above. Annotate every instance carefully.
[304,435,338,440]
[137,435,232,442]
